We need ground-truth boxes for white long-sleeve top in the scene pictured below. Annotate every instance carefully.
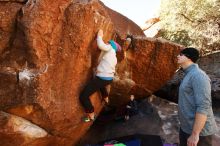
[96,36,117,78]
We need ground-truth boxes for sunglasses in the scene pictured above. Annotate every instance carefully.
[179,53,188,56]
[179,53,184,56]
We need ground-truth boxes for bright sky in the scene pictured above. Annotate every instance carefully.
[100,0,161,27]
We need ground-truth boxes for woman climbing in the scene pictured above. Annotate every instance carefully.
[79,29,121,122]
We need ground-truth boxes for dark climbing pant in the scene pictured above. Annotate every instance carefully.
[79,76,112,113]
[179,128,213,146]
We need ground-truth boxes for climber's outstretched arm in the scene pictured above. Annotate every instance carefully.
[96,29,112,51]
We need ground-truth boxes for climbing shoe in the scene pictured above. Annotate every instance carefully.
[82,115,96,123]
[83,117,91,122]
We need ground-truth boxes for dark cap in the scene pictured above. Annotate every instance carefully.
[181,47,200,63]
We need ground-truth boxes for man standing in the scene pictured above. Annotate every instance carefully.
[177,47,218,146]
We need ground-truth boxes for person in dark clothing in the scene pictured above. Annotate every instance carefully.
[124,95,138,120]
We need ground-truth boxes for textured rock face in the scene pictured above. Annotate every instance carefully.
[0,0,180,145]
[0,0,26,2]
[199,52,220,100]
[0,2,23,55]
[111,38,180,105]
[0,111,48,145]
[154,69,184,103]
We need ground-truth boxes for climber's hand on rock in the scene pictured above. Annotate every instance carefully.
[97,29,103,38]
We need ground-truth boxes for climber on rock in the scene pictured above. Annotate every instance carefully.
[79,29,121,122]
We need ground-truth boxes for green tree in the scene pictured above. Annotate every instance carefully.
[159,0,220,55]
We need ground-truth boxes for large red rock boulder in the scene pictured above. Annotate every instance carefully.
[111,38,181,105]
[0,0,181,145]
[0,2,23,55]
